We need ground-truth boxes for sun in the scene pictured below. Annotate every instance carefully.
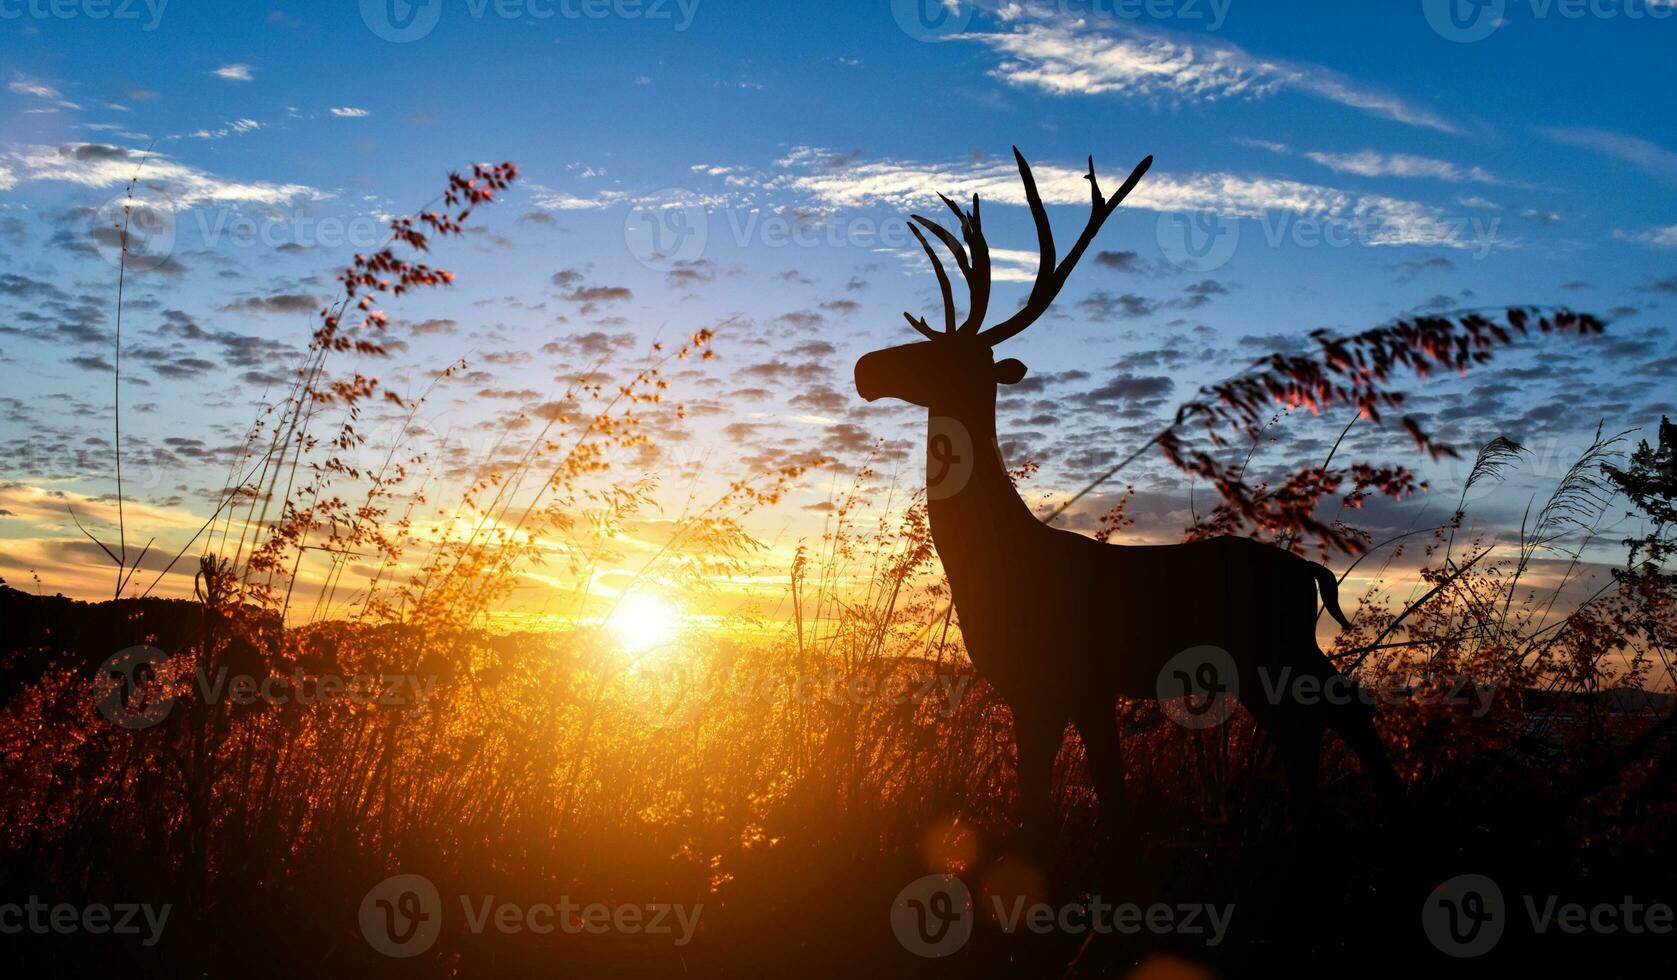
[607,593,682,655]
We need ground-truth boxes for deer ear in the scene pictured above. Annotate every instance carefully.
[993,358,1028,385]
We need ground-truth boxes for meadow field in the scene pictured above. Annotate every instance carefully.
[2,162,1673,978]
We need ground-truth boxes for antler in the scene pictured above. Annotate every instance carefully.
[978,148,1152,346]
[901,147,1152,347]
[903,192,990,339]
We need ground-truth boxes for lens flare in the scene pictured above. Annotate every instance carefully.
[608,593,681,654]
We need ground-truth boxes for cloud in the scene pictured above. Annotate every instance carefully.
[329,107,370,118]
[1541,127,1677,182]
[186,118,262,140]
[1232,137,1290,154]
[477,387,541,401]
[775,311,824,329]
[1393,255,1455,284]
[666,258,720,288]
[1300,150,1499,184]
[528,183,631,211]
[0,143,329,209]
[1077,279,1227,321]
[541,331,636,360]
[0,272,70,301]
[1095,250,1142,272]
[410,318,459,336]
[1241,134,1504,189]
[0,483,210,541]
[777,149,1486,249]
[152,356,218,379]
[739,358,831,385]
[564,285,632,304]
[9,79,60,99]
[1073,373,1175,404]
[154,309,294,367]
[551,274,632,314]
[7,76,79,110]
[988,245,1051,283]
[218,293,319,315]
[68,354,114,372]
[213,64,254,82]
[1094,249,1172,277]
[1614,225,1677,249]
[958,14,1459,133]
[1079,291,1157,320]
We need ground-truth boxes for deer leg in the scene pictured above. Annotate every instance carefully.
[1325,692,1409,815]
[1011,709,1063,853]
[1269,713,1322,825]
[1074,707,1127,832]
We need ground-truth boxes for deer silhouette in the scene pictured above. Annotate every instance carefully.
[853,148,1405,841]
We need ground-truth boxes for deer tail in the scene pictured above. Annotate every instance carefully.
[1311,561,1351,629]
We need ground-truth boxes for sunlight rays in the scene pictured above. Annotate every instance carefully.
[608,592,683,655]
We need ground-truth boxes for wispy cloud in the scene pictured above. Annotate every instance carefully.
[0,483,210,536]
[1242,140,1501,184]
[185,119,262,140]
[529,181,729,214]
[1540,126,1677,182]
[1301,150,1499,184]
[1615,224,1677,248]
[8,78,60,99]
[0,142,327,209]
[957,12,1460,134]
[987,246,1048,283]
[527,183,632,211]
[772,148,1480,248]
[213,63,254,82]
[8,75,80,111]
[330,107,370,118]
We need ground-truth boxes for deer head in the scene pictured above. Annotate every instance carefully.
[854,147,1153,418]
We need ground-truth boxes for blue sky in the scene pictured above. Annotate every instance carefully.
[1,0,1674,602]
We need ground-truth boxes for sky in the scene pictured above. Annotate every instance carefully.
[1,0,1674,615]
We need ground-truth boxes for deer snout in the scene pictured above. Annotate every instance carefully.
[854,350,891,402]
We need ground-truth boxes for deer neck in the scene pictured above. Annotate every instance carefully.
[925,406,1036,569]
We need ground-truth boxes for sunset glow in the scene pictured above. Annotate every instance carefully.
[2,4,1673,977]
[608,593,683,655]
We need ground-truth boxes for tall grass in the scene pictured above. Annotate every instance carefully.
[0,164,1671,976]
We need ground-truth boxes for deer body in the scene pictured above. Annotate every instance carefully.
[855,148,1404,839]
[919,387,1353,705]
